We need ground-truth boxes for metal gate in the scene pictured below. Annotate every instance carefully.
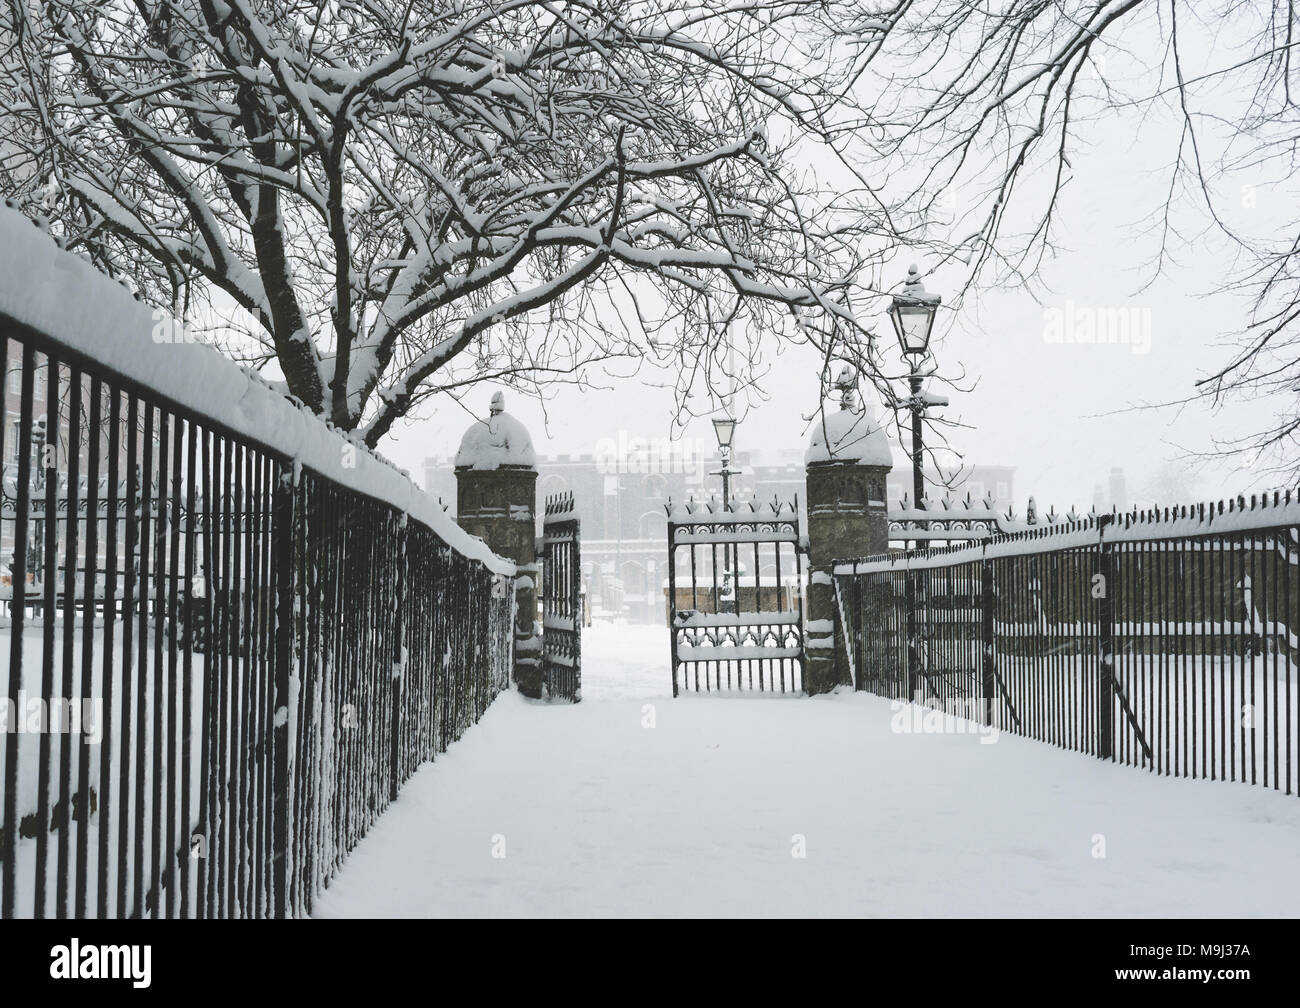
[666,498,806,696]
[541,493,581,701]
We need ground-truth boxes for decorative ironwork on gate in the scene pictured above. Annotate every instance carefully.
[541,493,581,701]
[665,497,807,696]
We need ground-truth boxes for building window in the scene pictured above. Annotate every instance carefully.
[969,480,985,502]
[996,481,1009,501]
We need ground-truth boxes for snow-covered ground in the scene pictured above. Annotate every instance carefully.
[314,622,1300,918]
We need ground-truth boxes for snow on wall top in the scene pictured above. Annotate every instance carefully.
[805,403,893,467]
[454,394,537,470]
[0,203,514,577]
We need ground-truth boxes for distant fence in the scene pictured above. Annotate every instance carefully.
[835,497,1300,795]
[0,207,515,918]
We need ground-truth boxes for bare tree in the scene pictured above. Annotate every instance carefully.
[0,0,918,446]
[839,0,1300,478]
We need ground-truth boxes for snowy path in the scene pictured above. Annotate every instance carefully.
[314,624,1300,918]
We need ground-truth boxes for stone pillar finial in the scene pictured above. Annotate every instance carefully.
[489,390,505,415]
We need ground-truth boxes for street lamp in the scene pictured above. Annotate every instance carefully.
[890,265,942,516]
[710,414,739,507]
[710,412,741,612]
[31,414,48,581]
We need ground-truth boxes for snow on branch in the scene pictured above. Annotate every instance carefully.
[0,0,912,446]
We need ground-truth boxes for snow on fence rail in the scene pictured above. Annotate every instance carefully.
[0,204,515,919]
[834,498,1300,796]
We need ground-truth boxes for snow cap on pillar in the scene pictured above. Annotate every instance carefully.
[454,391,537,470]
[805,363,893,466]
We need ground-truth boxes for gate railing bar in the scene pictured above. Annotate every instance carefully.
[665,497,806,695]
[836,493,1300,793]
[1,232,514,919]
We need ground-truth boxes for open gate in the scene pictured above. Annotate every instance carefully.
[666,498,807,696]
[541,493,581,701]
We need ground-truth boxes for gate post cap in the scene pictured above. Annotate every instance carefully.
[455,391,537,470]
[806,389,892,467]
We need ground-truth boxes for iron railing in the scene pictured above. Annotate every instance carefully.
[835,497,1300,794]
[1,317,512,919]
[541,493,582,702]
[666,498,807,695]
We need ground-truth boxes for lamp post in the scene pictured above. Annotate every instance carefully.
[711,414,738,507]
[31,414,48,582]
[710,413,740,612]
[889,265,943,519]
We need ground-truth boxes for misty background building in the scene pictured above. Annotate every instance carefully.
[425,443,1015,622]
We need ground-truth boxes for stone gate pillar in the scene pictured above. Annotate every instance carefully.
[804,366,892,694]
[454,392,542,697]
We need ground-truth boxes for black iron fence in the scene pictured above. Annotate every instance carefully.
[0,304,513,918]
[835,497,1300,794]
[541,494,582,702]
